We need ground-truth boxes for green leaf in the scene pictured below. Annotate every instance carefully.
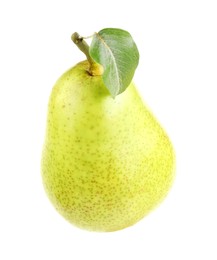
[89,28,139,98]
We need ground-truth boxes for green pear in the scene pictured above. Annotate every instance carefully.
[41,60,175,232]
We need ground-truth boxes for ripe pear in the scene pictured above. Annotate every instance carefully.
[41,60,175,232]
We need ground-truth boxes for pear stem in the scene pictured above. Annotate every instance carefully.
[71,32,103,76]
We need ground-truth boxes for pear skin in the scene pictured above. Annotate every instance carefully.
[41,60,175,232]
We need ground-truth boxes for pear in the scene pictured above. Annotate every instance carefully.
[41,60,175,232]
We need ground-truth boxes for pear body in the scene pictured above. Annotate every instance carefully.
[41,61,175,232]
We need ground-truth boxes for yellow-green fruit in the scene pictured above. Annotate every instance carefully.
[41,60,175,232]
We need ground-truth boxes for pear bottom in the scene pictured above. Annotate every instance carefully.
[41,61,175,232]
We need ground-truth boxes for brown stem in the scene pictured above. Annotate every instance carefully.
[71,32,103,76]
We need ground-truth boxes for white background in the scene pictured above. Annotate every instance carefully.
[0,0,217,259]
